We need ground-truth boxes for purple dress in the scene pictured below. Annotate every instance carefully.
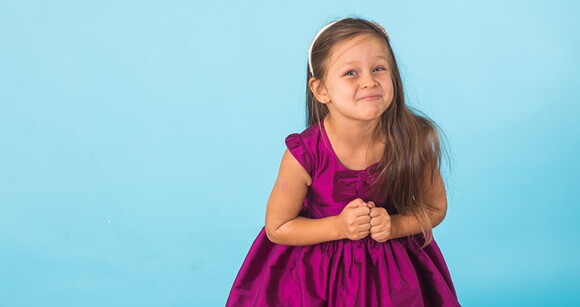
[226,122,461,306]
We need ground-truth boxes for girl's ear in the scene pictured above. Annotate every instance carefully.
[309,77,330,104]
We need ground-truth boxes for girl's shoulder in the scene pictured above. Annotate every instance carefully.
[284,124,323,177]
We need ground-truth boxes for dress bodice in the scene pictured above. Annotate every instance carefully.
[285,121,392,219]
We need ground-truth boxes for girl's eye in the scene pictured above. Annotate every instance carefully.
[373,66,387,72]
[344,70,357,76]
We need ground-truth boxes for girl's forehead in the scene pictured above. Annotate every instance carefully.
[327,34,388,68]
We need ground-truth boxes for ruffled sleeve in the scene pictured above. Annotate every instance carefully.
[285,133,313,177]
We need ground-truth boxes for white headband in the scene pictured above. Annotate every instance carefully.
[308,19,344,77]
[308,19,390,77]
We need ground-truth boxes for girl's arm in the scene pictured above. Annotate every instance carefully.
[389,167,448,240]
[265,149,371,246]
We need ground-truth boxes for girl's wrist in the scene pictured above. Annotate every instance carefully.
[329,215,346,240]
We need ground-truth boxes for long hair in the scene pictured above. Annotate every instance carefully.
[306,18,448,247]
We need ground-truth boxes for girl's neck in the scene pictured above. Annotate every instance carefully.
[323,115,385,169]
[323,115,382,147]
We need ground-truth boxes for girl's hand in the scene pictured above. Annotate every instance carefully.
[367,201,392,243]
[335,198,371,241]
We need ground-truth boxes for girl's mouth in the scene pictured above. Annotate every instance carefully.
[358,95,382,101]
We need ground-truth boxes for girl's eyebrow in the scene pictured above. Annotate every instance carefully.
[337,55,389,69]
[338,60,360,68]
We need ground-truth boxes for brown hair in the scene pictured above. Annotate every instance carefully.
[306,18,448,247]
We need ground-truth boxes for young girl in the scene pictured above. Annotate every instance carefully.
[227,18,461,306]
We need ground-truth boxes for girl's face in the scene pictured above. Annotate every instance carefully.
[311,34,394,124]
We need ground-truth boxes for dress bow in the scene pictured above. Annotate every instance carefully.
[332,169,376,203]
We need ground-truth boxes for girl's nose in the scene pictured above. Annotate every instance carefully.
[362,79,378,89]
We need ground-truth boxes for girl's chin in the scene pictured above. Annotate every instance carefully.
[357,107,389,119]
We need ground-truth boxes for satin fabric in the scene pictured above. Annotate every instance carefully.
[226,122,460,306]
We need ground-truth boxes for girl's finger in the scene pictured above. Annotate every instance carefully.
[369,209,382,218]
[354,206,371,216]
[370,218,382,226]
[357,215,371,224]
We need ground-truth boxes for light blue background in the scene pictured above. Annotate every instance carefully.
[1,0,578,306]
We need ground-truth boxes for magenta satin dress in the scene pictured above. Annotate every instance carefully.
[226,122,461,306]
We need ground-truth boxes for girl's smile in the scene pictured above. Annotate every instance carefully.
[357,94,383,101]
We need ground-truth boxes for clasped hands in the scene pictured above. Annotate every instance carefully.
[335,198,391,242]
